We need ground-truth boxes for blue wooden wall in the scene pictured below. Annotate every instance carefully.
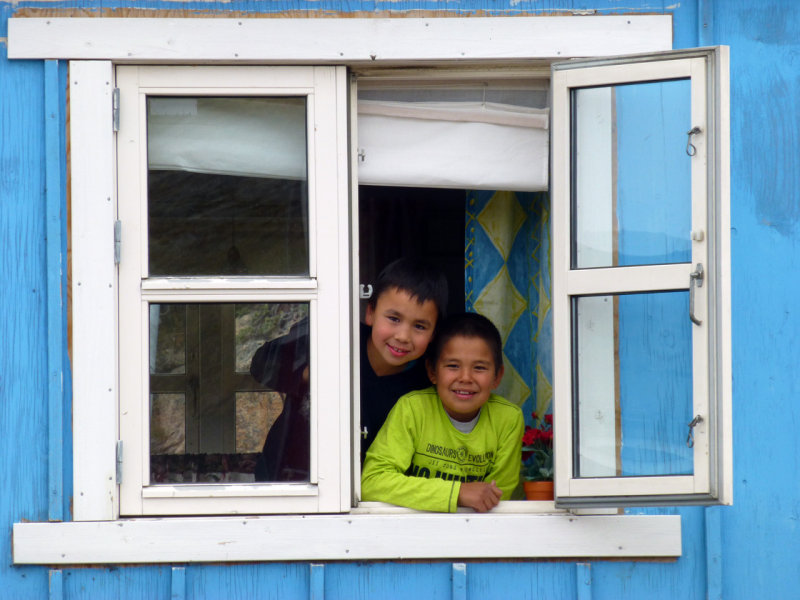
[1,0,798,597]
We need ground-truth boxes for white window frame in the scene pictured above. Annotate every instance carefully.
[10,16,691,563]
[551,48,731,507]
[116,65,351,516]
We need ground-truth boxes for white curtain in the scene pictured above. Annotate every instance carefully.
[147,97,307,180]
[357,100,549,191]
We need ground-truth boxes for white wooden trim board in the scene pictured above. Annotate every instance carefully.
[8,17,671,62]
[13,513,681,563]
[70,60,118,521]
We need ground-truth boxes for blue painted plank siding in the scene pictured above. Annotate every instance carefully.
[715,3,800,597]
[1,0,799,598]
[0,41,51,599]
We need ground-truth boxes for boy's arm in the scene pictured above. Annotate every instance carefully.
[488,402,525,499]
[361,398,461,513]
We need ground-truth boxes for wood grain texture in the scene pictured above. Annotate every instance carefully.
[8,16,672,62]
[0,42,50,598]
[7,1,696,19]
[60,566,171,600]
[45,58,65,523]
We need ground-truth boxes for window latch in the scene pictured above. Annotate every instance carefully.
[686,126,701,156]
[686,415,703,448]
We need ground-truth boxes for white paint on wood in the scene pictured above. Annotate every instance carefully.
[13,513,681,563]
[115,65,351,516]
[70,60,118,521]
[566,263,690,295]
[9,17,671,63]
[714,46,732,506]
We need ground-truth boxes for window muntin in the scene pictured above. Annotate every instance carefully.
[552,48,730,507]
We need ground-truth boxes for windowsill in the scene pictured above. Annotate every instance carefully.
[13,507,681,564]
[353,500,571,514]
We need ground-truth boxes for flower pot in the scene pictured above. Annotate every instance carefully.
[523,480,554,501]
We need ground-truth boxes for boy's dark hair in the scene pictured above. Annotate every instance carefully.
[369,257,449,320]
[428,312,503,371]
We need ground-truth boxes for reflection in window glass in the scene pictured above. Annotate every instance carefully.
[148,302,309,484]
[235,303,309,373]
[147,96,309,277]
[150,393,186,455]
[235,391,284,454]
[573,292,693,478]
[150,304,186,375]
[572,79,692,269]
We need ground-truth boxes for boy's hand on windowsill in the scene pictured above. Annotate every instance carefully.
[457,480,502,513]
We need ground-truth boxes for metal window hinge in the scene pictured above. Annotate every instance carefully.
[112,87,120,132]
[115,440,123,484]
[114,220,122,264]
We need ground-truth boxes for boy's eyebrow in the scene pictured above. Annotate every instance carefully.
[441,356,494,367]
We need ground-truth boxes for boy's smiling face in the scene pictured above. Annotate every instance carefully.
[427,335,504,422]
[365,287,438,376]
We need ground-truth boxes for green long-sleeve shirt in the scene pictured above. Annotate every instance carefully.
[361,387,524,512]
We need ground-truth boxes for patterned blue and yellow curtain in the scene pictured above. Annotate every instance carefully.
[465,190,552,422]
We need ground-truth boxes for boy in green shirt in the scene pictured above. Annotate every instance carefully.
[361,312,524,513]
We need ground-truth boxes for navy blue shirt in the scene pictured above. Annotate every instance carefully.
[359,323,431,459]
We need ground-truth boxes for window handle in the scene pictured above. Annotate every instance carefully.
[689,263,704,326]
[687,415,703,448]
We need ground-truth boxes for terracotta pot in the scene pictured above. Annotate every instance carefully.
[523,480,554,501]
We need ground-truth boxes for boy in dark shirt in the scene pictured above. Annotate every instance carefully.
[250,257,448,481]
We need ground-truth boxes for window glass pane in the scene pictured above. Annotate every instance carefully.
[149,302,309,483]
[572,79,692,269]
[147,96,309,276]
[573,292,693,477]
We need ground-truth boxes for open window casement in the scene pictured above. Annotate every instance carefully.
[116,66,351,516]
[551,47,731,508]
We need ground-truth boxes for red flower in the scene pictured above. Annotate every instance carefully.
[522,427,538,446]
[521,411,554,482]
